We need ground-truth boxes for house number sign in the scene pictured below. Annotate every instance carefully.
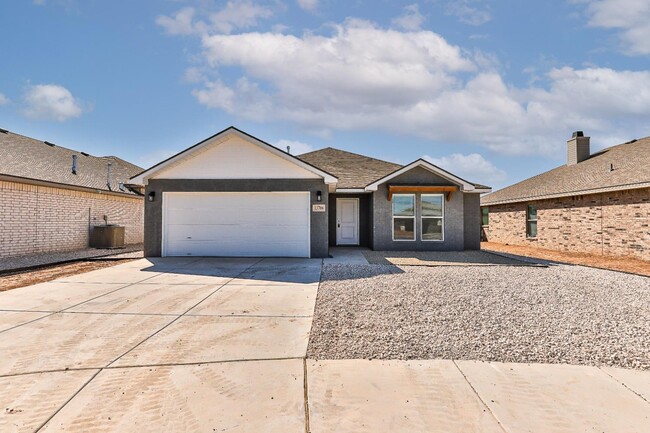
[312,204,326,212]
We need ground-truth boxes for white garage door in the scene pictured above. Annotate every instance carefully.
[163,192,310,257]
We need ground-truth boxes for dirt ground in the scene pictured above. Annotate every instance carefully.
[0,260,137,291]
[482,242,650,277]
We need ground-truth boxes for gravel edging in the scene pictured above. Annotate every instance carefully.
[0,244,144,274]
[308,263,650,370]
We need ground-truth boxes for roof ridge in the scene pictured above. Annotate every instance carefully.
[301,146,401,166]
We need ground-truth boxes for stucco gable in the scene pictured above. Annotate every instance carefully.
[131,127,337,185]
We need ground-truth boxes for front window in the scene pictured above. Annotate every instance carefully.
[526,204,537,238]
[481,207,489,226]
[392,194,415,241]
[421,194,444,241]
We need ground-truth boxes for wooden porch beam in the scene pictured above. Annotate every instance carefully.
[388,185,458,201]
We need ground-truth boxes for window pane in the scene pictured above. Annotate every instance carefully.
[527,205,537,220]
[481,207,489,226]
[527,221,537,238]
[393,218,415,240]
[422,218,443,240]
[422,195,443,217]
[393,195,415,216]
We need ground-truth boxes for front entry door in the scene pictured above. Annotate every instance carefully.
[336,198,359,245]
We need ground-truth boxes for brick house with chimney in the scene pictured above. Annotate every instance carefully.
[0,128,144,258]
[481,132,650,260]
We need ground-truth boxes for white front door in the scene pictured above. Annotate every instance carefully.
[336,198,359,245]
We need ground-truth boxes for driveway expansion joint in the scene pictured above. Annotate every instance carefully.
[452,360,509,433]
[32,369,103,432]
[104,257,266,368]
[598,366,650,405]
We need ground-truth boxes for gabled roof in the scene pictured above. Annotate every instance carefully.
[365,159,491,192]
[299,148,490,192]
[130,126,337,185]
[298,147,401,189]
[0,128,143,195]
[481,136,650,205]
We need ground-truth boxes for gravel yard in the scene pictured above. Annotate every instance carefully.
[308,263,650,370]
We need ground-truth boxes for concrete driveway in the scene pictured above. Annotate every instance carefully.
[0,257,319,432]
[1,257,649,432]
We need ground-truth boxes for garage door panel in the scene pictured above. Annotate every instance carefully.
[163,192,310,257]
[166,240,307,257]
[167,224,309,243]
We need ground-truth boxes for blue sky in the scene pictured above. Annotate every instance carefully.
[1,0,649,190]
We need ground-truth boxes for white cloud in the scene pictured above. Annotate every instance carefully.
[156,7,196,35]
[156,1,273,36]
[22,84,85,121]
[169,17,650,157]
[446,0,492,26]
[297,0,318,12]
[579,0,650,55]
[424,153,506,185]
[0,93,8,105]
[392,4,425,31]
[275,139,314,155]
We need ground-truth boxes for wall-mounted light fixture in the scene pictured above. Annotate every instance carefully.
[148,191,156,202]
[316,191,322,202]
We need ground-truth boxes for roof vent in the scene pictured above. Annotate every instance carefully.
[44,141,56,147]
[567,131,590,166]
[0,128,8,134]
[106,162,112,191]
[286,145,291,154]
[72,154,78,175]
[80,151,89,156]
[609,163,614,172]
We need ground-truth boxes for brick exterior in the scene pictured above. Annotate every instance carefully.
[0,180,144,258]
[482,187,650,260]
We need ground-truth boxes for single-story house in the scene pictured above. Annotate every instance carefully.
[481,131,650,260]
[130,126,491,258]
[0,128,145,258]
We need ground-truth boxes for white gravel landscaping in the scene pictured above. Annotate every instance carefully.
[307,263,650,370]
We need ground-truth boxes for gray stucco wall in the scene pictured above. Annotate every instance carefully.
[144,178,329,258]
[463,193,481,250]
[372,166,466,251]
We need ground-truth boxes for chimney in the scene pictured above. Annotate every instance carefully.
[567,131,590,165]
[71,155,78,175]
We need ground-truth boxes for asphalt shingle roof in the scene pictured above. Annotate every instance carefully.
[482,136,650,205]
[298,147,402,189]
[0,129,143,195]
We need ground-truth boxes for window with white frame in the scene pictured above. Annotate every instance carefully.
[392,194,415,241]
[421,194,444,241]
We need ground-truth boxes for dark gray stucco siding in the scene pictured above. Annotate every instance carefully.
[372,166,465,251]
[463,193,481,250]
[144,178,329,258]
[328,193,371,247]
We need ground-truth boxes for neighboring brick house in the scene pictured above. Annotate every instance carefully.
[481,132,650,260]
[0,128,144,258]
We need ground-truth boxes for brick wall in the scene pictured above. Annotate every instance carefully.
[0,180,144,258]
[482,187,650,260]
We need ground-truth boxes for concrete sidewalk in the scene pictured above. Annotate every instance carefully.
[0,258,649,432]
